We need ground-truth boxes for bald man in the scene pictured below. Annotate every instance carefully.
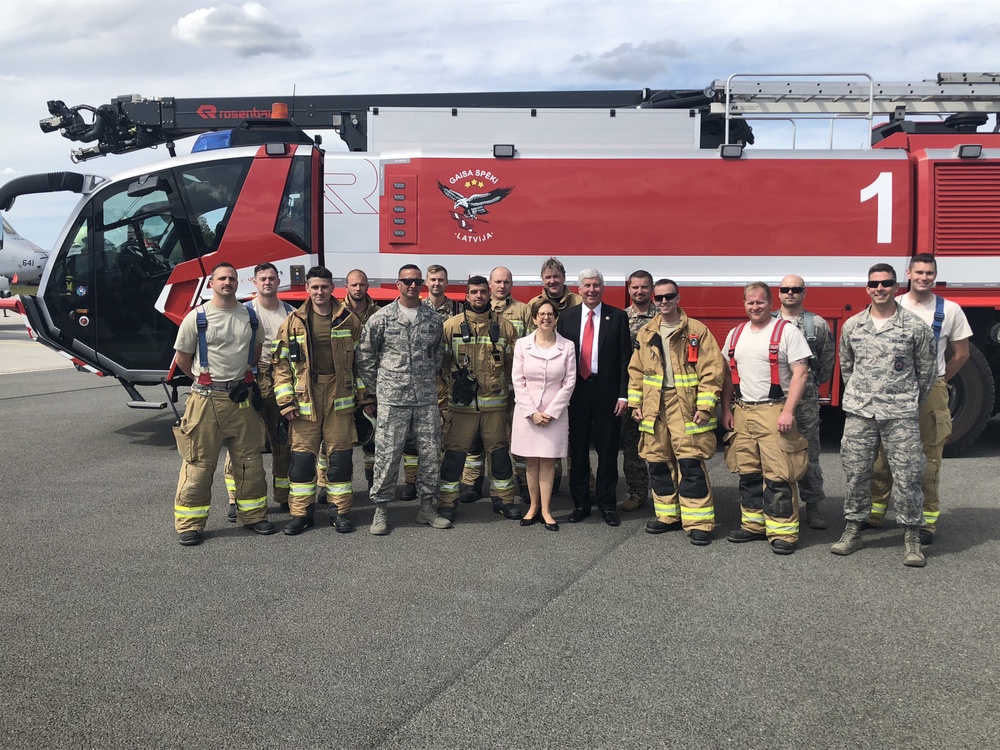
[774,274,835,529]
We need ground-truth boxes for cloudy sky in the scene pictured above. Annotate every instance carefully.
[2,0,997,246]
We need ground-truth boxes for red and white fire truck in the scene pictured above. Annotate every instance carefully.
[1,73,998,451]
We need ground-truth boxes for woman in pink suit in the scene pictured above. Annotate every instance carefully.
[511,299,577,530]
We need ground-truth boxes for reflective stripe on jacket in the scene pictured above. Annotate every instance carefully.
[272,299,362,419]
[627,310,724,435]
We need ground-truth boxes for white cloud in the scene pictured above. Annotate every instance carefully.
[1,167,20,176]
[172,3,313,59]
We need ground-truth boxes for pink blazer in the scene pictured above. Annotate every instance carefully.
[512,331,576,418]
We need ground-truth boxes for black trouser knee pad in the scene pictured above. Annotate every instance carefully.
[326,449,353,483]
[440,449,467,482]
[469,430,484,456]
[289,451,317,483]
[764,478,794,518]
[738,472,764,509]
[488,447,513,480]
[677,458,708,498]
[647,462,677,496]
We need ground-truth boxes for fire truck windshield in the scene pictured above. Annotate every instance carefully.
[40,157,251,378]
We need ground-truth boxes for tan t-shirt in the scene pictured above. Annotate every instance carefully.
[253,300,291,369]
[310,309,336,375]
[174,303,254,383]
[658,320,682,388]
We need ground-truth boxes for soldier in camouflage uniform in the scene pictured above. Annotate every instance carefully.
[621,270,657,511]
[459,266,533,504]
[356,264,452,535]
[391,264,461,502]
[833,263,936,567]
[774,274,835,530]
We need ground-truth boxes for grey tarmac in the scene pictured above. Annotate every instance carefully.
[2,355,999,749]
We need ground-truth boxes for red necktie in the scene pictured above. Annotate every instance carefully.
[579,309,594,379]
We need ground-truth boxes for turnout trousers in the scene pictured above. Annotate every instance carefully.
[173,389,267,532]
[724,401,808,544]
[440,410,515,509]
[622,409,651,502]
[288,374,356,517]
[868,378,949,534]
[371,404,442,505]
[639,389,716,532]
[224,369,290,507]
[842,413,925,528]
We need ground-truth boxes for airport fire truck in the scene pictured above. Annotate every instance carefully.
[2,72,999,452]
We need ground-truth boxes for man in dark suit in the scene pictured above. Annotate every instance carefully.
[557,268,632,526]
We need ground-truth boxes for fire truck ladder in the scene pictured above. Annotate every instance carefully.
[710,72,1000,146]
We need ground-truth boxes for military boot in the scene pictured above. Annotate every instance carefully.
[830,521,863,556]
[399,483,417,502]
[805,503,828,530]
[903,526,927,568]
[370,504,389,536]
[620,494,647,512]
[416,499,453,529]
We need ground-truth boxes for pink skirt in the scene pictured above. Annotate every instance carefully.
[511,403,569,458]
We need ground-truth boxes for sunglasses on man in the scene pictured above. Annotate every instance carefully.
[653,292,679,302]
[866,279,896,289]
[779,286,805,294]
[397,278,423,286]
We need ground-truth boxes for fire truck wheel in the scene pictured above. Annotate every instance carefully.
[945,342,994,457]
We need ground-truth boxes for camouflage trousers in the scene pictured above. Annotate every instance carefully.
[621,411,650,500]
[868,378,950,532]
[371,404,441,505]
[795,386,825,506]
[841,414,925,527]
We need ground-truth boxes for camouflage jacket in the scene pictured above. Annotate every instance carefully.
[626,303,657,344]
[774,310,835,389]
[840,305,936,419]
[357,300,444,407]
[422,295,462,325]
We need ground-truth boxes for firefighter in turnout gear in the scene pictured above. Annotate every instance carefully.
[224,263,295,519]
[721,282,812,555]
[171,262,276,546]
[439,275,520,521]
[628,279,724,545]
[774,274,836,530]
[272,266,363,535]
[459,266,534,504]
[621,270,657,512]
[340,268,381,489]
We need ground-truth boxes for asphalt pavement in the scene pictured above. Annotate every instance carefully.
[1,329,999,750]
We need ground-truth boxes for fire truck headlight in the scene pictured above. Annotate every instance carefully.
[989,323,1000,345]
[956,144,983,159]
[718,144,744,159]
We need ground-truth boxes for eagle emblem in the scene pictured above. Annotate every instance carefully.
[437,181,514,233]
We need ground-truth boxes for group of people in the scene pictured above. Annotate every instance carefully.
[170,253,970,568]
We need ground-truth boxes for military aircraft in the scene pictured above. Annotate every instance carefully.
[0,215,48,289]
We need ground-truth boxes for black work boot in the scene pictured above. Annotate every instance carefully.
[283,504,316,536]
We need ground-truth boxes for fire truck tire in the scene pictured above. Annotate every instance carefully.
[945,342,994,457]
